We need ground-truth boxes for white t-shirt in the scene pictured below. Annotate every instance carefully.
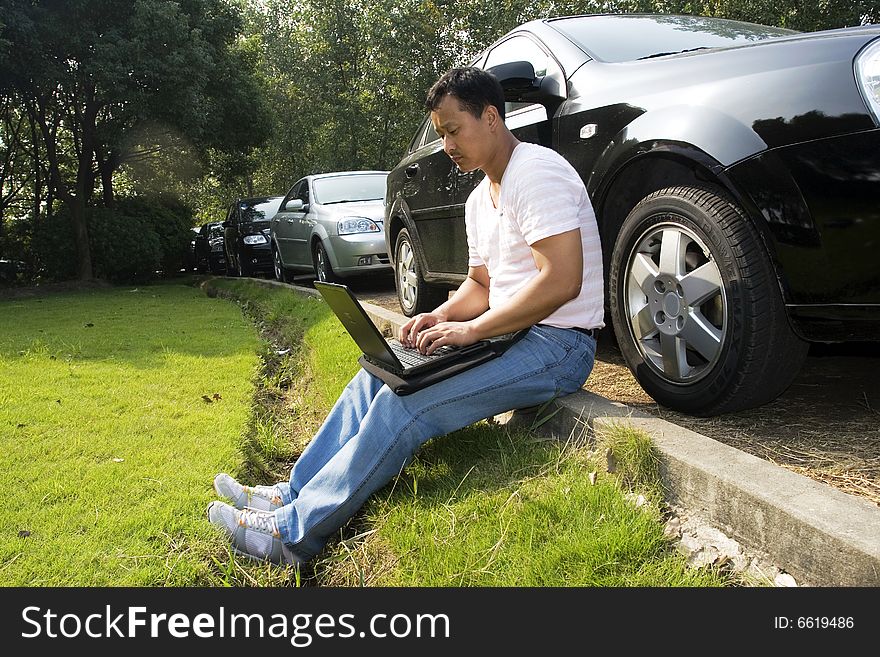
[464,142,604,330]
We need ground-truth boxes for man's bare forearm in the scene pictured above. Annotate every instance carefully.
[434,272,490,322]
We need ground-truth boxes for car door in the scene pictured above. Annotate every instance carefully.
[401,118,469,276]
[287,179,314,266]
[272,180,308,266]
[223,202,239,264]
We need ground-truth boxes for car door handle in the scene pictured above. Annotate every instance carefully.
[405,164,419,178]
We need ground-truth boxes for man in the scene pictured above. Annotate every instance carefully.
[207,67,604,565]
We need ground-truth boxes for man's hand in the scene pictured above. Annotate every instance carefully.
[414,321,480,355]
[399,311,445,348]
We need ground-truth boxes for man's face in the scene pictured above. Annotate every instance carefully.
[430,94,495,173]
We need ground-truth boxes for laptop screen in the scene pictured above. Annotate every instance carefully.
[313,282,402,369]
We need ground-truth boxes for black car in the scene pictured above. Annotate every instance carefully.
[194,221,227,275]
[384,13,880,416]
[0,258,26,284]
[223,196,284,277]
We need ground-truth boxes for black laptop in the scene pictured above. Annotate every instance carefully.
[313,281,526,394]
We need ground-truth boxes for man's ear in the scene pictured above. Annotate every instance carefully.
[484,104,501,130]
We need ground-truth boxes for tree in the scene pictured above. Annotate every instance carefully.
[0,0,271,280]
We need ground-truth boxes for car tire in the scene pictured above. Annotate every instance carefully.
[273,245,289,283]
[312,241,338,283]
[394,228,449,317]
[608,185,809,416]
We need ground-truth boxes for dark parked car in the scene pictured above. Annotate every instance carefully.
[271,171,391,283]
[183,227,201,272]
[194,221,227,274]
[0,258,26,284]
[384,13,880,416]
[223,196,284,277]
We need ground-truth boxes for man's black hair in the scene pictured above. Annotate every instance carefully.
[425,67,506,121]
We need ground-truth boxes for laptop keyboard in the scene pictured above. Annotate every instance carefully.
[389,341,457,368]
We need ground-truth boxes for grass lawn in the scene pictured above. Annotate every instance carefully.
[0,283,261,585]
[206,279,731,588]
[0,277,732,587]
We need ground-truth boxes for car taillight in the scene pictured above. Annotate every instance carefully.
[856,38,880,125]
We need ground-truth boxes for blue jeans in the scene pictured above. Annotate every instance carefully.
[273,324,596,561]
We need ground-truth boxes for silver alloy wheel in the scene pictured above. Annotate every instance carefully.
[273,247,283,281]
[396,237,418,313]
[315,244,329,282]
[624,220,727,384]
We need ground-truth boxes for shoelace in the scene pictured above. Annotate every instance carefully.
[244,484,281,503]
[237,508,277,534]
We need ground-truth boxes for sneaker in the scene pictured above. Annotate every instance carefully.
[213,473,284,512]
[207,501,297,565]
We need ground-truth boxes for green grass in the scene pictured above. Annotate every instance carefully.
[0,277,733,586]
[205,279,731,588]
[0,283,262,585]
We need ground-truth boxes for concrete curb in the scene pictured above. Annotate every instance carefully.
[245,278,880,586]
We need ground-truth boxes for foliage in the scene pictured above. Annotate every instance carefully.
[0,0,271,279]
[237,0,879,205]
[32,195,195,283]
[115,194,195,275]
[88,208,163,282]
[2,0,878,279]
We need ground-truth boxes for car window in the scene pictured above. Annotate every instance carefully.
[421,119,440,148]
[506,102,548,130]
[297,180,310,205]
[549,14,795,63]
[240,198,281,222]
[485,34,562,80]
[484,35,558,129]
[312,174,387,205]
[281,180,305,210]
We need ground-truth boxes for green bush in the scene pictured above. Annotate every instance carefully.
[88,207,163,282]
[31,210,78,281]
[117,194,195,275]
[31,194,195,283]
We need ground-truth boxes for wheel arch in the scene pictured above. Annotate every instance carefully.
[593,148,796,308]
[385,199,409,268]
[310,230,340,270]
[385,199,434,279]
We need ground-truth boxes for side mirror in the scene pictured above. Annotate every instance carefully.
[222,221,231,228]
[488,60,564,105]
[489,60,538,94]
[285,199,305,212]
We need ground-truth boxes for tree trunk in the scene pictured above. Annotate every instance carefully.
[71,95,99,280]
[98,155,116,207]
[69,195,92,280]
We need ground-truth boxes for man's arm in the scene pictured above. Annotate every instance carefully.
[412,228,583,354]
[399,265,490,347]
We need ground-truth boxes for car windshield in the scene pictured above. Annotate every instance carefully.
[313,174,387,205]
[208,224,224,238]
[240,198,282,222]
[550,15,797,63]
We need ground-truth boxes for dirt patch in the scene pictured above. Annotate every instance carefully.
[586,337,880,508]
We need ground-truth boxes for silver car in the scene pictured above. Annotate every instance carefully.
[270,171,392,283]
